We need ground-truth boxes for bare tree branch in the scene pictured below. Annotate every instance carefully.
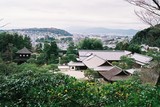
[125,0,160,11]
[152,0,160,9]
[125,0,160,26]
[0,23,10,28]
[135,10,160,26]
[0,19,10,28]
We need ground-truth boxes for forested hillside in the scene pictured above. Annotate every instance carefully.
[130,25,160,47]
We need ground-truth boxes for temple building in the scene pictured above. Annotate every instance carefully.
[15,47,32,64]
[67,50,153,82]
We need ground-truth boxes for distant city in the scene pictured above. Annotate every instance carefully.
[1,27,135,50]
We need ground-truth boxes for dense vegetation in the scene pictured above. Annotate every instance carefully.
[0,32,32,61]
[60,42,77,64]
[115,42,141,53]
[112,56,135,69]
[78,38,103,50]
[0,63,160,106]
[131,25,160,47]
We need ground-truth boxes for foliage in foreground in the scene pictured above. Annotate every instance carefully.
[0,71,160,107]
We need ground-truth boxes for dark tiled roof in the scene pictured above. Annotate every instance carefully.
[110,75,130,81]
[16,47,32,54]
[98,66,129,81]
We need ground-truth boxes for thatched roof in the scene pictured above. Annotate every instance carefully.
[16,47,32,54]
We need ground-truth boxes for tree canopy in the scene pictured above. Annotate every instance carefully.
[0,32,32,61]
[78,38,103,50]
[131,26,160,47]
[60,42,77,64]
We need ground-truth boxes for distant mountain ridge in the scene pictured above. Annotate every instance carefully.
[2,28,73,36]
[67,27,138,36]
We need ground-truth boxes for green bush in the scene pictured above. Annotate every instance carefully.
[0,62,19,76]
[101,80,160,107]
[0,70,160,107]
[84,69,100,80]
[18,63,50,73]
[27,58,36,64]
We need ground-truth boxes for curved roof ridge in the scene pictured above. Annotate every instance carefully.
[79,50,125,52]
[16,47,32,54]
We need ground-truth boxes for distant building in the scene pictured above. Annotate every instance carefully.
[15,47,32,64]
[141,44,160,52]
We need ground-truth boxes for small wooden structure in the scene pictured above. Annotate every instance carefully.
[15,47,32,64]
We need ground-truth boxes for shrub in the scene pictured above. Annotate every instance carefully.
[0,62,19,76]
[0,70,160,107]
[84,69,100,80]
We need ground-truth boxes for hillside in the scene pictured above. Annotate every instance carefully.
[67,27,138,36]
[130,25,160,47]
[3,28,73,36]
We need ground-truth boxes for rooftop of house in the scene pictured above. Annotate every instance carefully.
[110,75,130,81]
[125,69,137,74]
[94,66,113,71]
[78,50,153,66]
[78,50,132,61]
[131,53,153,64]
[83,54,106,69]
[16,47,32,54]
[68,61,85,66]
[98,66,129,81]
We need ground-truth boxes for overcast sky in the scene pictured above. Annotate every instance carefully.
[0,0,149,30]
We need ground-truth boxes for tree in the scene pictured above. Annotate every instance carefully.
[23,35,32,49]
[120,56,135,69]
[60,55,68,64]
[125,0,160,26]
[50,41,58,57]
[27,58,36,64]
[78,38,103,50]
[35,43,43,53]
[112,56,135,69]
[43,43,51,63]
[66,42,77,55]
[130,26,160,47]
[43,41,59,64]
[128,44,141,53]
[115,42,129,50]
[0,62,18,76]
[0,32,32,61]
[84,69,100,80]
[36,53,46,65]
[60,42,78,64]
